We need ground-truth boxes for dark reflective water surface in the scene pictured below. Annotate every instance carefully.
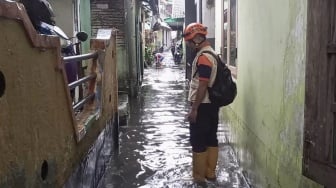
[99,53,249,188]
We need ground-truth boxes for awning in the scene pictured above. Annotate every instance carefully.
[152,18,171,31]
[164,17,184,31]
[160,21,171,30]
[164,17,184,23]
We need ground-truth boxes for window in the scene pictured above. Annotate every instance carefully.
[222,0,237,77]
[229,0,237,67]
[222,0,228,62]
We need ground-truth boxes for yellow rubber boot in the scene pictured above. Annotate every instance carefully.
[192,151,207,183]
[206,147,218,181]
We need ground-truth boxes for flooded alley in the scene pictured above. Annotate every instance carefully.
[1,1,334,188]
[99,53,249,188]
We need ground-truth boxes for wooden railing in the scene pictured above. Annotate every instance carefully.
[62,44,117,142]
[0,1,118,187]
[63,51,98,111]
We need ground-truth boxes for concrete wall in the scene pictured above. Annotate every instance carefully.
[125,0,139,96]
[184,0,197,80]
[201,0,215,48]
[0,2,118,186]
[221,0,323,187]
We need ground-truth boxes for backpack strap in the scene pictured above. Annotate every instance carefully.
[201,50,222,65]
[192,67,198,78]
[192,50,221,78]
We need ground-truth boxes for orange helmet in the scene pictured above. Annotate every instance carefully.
[183,23,208,41]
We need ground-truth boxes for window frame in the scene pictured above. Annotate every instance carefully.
[222,0,237,78]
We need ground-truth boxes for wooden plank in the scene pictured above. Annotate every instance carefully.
[327,44,336,54]
[305,0,330,161]
[304,0,336,185]
[331,103,336,112]
[327,0,336,162]
[303,159,336,187]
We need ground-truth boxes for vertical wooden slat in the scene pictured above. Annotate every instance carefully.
[304,0,336,186]
[331,104,336,112]
[334,112,336,162]
[322,1,336,162]
[304,0,330,161]
[304,0,325,177]
[328,0,336,163]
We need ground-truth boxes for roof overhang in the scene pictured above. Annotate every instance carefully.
[164,17,184,31]
[152,19,171,31]
[141,0,159,15]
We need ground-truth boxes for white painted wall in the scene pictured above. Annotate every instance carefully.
[202,0,215,38]
[195,0,200,22]
[49,0,74,38]
[214,0,222,53]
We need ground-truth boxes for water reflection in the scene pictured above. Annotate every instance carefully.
[100,54,249,188]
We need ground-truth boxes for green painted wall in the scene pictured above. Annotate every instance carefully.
[49,0,73,37]
[125,0,142,96]
[221,0,323,187]
[117,46,128,91]
[80,0,91,54]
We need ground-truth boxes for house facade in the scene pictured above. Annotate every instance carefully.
[50,0,158,96]
[185,0,336,187]
[49,0,91,53]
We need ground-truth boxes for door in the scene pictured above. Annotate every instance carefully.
[303,0,336,187]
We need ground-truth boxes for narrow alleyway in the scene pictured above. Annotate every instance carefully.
[99,52,249,188]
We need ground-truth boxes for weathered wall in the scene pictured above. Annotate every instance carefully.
[221,0,323,187]
[125,0,143,97]
[91,0,128,91]
[0,2,118,186]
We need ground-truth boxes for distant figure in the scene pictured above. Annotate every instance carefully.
[171,43,175,56]
[155,53,164,68]
[159,46,164,53]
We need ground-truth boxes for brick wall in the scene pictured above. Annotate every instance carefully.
[91,0,125,46]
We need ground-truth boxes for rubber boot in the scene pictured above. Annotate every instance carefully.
[206,147,218,181]
[192,151,207,184]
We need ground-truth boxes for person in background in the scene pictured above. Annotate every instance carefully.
[183,23,219,186]
[171,41,175,56]
[154,52,164,68]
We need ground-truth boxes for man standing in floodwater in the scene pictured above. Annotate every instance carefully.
[183,23,219,186]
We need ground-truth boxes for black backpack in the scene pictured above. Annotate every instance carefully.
[194,50,237,107]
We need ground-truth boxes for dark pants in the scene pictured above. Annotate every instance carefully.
[189,103,219,153]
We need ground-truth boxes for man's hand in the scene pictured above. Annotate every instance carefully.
[188,80,208,123]
[187,108,198,123]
